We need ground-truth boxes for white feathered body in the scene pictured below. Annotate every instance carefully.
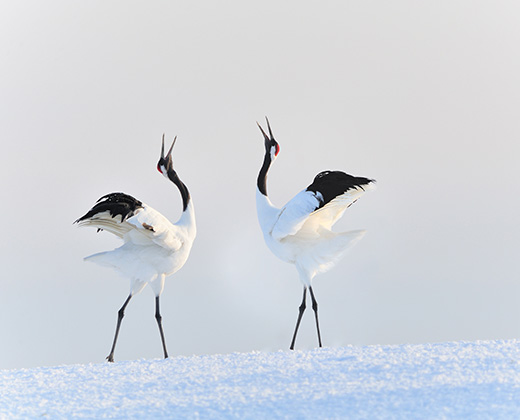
[77,200,196,295]
[255,118,375,350]
[256,183,373,286]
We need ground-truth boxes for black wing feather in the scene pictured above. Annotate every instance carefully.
[74,192,143,223]
[306,171,374,210]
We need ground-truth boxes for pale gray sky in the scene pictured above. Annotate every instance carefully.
[1,1,519,369]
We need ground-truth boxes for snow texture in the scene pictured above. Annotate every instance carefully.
[1,340,520,419]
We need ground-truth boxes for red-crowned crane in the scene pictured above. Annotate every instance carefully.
[75,135,196,362]
[255,118,375,350]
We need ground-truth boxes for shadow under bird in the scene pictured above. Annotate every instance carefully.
[256,118,375,350]
[74,135,196,362]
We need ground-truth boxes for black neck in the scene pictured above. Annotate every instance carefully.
[167,170,190,212]
[257,153,272,196]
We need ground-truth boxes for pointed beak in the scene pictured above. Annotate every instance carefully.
[158,134,178,175]
[161,135,177,161]
[257,117,280,156]
[265,116,274,140]
[257,121,270,142]
[166,136,177,160]
[257,116,276,148]
[161,133,166,159]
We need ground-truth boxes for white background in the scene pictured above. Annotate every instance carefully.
[1,1,519,369]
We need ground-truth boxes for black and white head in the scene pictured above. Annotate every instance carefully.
[157,134,178,180]
[157,134,191,210]
[257,117,280,162]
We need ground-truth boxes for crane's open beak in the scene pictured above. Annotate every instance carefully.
[265,116,274,140]
[258,116,277,144]
[257,116,275,142]
[257,122,269,142]
[161,134,177,160]
[257,117,280,157]
[158,134,178,174]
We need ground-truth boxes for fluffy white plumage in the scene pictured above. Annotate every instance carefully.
[256,187,371,285]
[78,201,195,296]
[75,135,195,362]
[255,118,375,349]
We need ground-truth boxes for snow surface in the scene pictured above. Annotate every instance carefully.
[1,340,520,419]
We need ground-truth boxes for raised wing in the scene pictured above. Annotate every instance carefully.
[270,189,323,240]
[74,192,144,238]
[271,171,375,240]
[302,184,373,232]
[75,193,183,252]
[125,205,183,251]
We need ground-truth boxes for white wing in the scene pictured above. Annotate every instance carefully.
[271,183,374,240]
[77,201,183,251]
[75,211,130,238]
[270,189,323,240]
[125,205,183,251]
[301,185,372,232]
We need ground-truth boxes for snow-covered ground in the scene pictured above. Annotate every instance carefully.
[1,340,520,419]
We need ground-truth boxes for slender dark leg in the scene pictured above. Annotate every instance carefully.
[309,286,322,348]
[155,296,169,359]
[106,294,132,362]
[289,287,307,350]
